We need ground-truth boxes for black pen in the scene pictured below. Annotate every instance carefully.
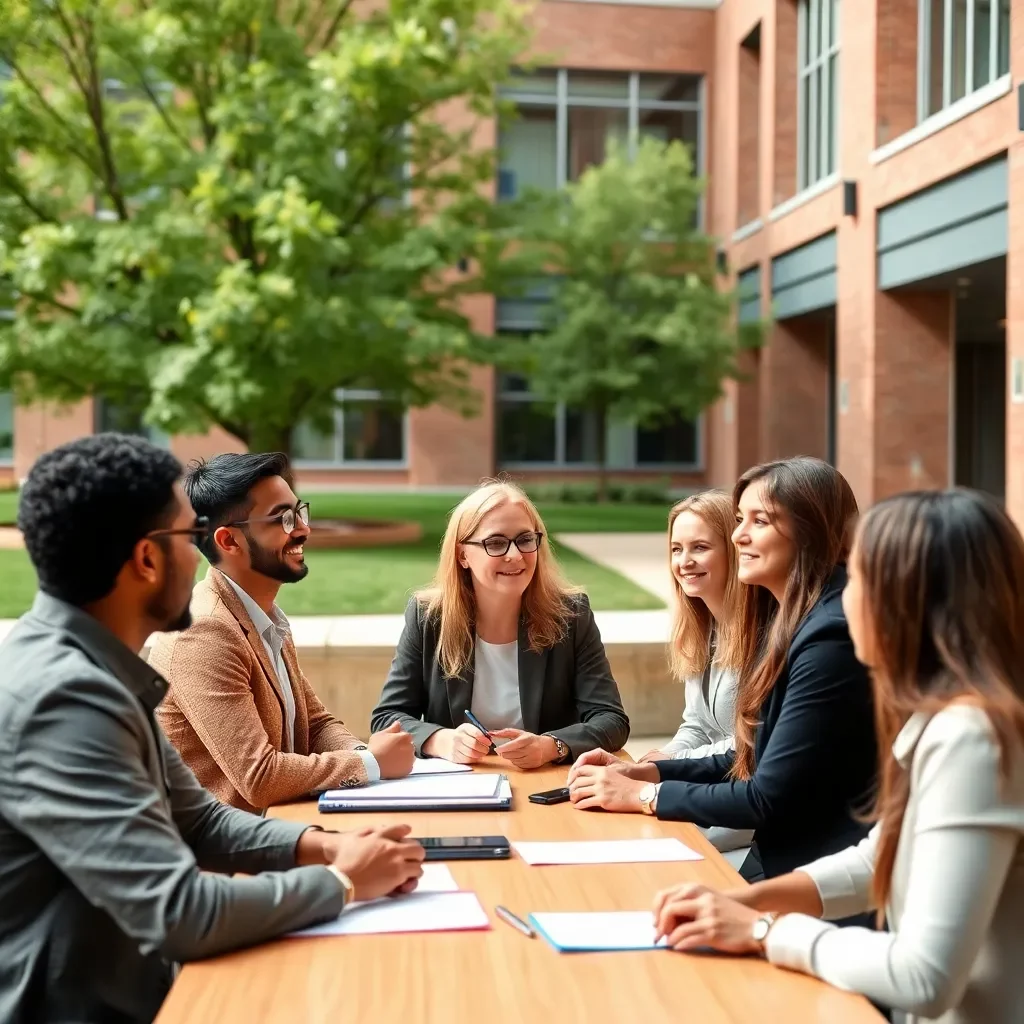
[464,709,498,755]
[495,905,535,938]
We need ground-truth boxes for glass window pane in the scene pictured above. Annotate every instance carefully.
[974,0,993,88]
[637,108,700,165]
[811,0,822,63]
[927,0,946,116]
[635,416,699,465]
[498,401,557,463]
[96,397,148,437]
[503,69,558,96]
[564,408,602,463]
[997,0,1010,76]
[829,0,838,47]
[566,71,629,101]
[827,55,837,177]
[0,391,12,460]
[637,74,700,104]
[567,106,629,180]
[951,0,968,104]
[498,372,533,394]
[292,418,337,462]
[342,402,404,462]
[498,106,557,200]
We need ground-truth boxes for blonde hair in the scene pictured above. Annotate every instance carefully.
[667,490,742,681]
[417,480,581,678]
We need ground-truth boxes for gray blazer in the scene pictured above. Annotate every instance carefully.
[371,593,630,758]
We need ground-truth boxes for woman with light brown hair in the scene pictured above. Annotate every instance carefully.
[568,456,877,884]
[651,488,1024,1024]
[371,480,630,768]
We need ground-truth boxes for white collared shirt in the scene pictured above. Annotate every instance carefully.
[470,637,524,732]
[222,574,379,781]
[765,705,1024,1023]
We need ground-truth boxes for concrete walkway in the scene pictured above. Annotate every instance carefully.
[556,532,672,603]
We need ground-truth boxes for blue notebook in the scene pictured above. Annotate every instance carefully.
[529,912,671,953]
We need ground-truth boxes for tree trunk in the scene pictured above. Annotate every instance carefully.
[595,406,608,503]
[245,423,293,460]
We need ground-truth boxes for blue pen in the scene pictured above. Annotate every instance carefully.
[464,709,497,754]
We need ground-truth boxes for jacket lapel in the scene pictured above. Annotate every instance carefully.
[282,637,308,752]
[517,618,546,734]
[206,569,290,718]
[444,645,475,728]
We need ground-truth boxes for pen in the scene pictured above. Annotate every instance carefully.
[495,905,535,938]
[464,709,498,754]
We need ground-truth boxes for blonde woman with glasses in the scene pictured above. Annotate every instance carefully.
[371,481,630,769]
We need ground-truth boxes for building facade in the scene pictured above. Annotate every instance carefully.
[2,0,1021,521]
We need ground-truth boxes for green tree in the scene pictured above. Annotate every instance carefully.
[0,0,529,452]
[505,135,763,498]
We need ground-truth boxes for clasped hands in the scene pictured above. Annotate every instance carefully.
[565,748,660,812]
[422,722,559,770]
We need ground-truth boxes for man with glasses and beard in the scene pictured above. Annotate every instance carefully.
[150,452,414,813]
[0,435,424,1024]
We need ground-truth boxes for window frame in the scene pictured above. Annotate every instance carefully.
[291,388,409,469]
[796,0,840,192]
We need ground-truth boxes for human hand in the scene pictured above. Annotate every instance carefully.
[491,729,558,770]
[637,749,667,763]
[367,722,416,778]
[566,748,623,784]
[330,824,426,903]
[568,751,657,785]
[422,723,492,763]
[652,882,762,954]
[568,765,648,813]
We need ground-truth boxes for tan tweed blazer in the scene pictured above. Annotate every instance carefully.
[150,567,368,812]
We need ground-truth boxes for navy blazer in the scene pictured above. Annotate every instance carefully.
[654,566,877,879]
[370,593,630,758]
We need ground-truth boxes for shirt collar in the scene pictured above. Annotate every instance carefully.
[29,591,169,712]
[220,573,289,642]
[892,712,932,768]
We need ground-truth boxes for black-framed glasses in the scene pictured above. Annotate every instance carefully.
[227,501,310,535]
[463,531,543,557]
[148,516,210,547]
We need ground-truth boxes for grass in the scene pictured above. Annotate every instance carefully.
[0,491,666,618]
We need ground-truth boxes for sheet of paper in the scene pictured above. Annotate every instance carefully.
[529,911,669,952]
[512,838,702,866]
[288,892,490,938]
[322,773,501,802]
[409,758,473,776]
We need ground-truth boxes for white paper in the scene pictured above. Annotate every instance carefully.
[512,838,702,866]
[409,758,473,776]
[530,911,669,951]
[288,891,490,938]
[322,773,500,802]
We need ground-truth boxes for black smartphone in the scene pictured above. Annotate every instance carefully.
[414,836,511,861]
[528,787,571,805]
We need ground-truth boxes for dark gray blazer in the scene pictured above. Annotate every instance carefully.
[370,593,630,758]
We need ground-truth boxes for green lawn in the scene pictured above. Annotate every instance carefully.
[0,491,667,618]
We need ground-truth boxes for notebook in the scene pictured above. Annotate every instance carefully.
[529,912,671,952]
[318,773,513,813]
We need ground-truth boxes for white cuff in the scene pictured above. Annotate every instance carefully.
[764,913,834,974]
[798,862,867,921]
[355,749,381,783]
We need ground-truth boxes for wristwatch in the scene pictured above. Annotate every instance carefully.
[639,782,660,815]
[326,864,356,905]
[552,737,570,764]
[751,912,778,952]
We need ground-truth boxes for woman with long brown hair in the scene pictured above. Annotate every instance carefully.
[371,480,629,768]
[568,457,877,882]
[650,488,1024,1024]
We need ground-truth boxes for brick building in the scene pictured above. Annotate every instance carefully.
[1,0,1020,521]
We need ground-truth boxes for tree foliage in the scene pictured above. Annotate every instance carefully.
[0,0,529,451]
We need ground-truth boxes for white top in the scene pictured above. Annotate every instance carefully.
[222,575,379,780]
[766,705,1024,1023]
[470,638,524,732]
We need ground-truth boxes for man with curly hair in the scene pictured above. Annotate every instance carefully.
[0,434,424,1024]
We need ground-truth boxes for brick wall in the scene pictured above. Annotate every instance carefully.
[772,0,798,207]
[875,0,919,146]
[737,29,762,227]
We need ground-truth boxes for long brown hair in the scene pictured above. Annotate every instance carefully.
[854,489,1024,915]
[732,457,859,778]
[667,490,742,680]
[417,480,581,678]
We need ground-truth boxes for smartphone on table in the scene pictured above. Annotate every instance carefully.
[414,836,511,860]
[528,787,571,805]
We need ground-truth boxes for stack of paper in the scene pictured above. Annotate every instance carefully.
[289,864,491,938]
[409,758,473,776]
[318,773,512,812]
[529,912,669,952]
[512,838,702,865]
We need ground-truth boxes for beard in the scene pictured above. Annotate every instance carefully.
[246,529,310,584]
[146,570,193,633]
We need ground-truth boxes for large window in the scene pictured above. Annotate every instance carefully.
[797,0,840,191]
[498,70,703,205]
[496,372,701,471]
[291,390,406,466]
[0,391,12,463]
[919,0,1011,120]
[94,397,167,445]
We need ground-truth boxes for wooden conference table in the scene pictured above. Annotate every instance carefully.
[156,759,882,1024]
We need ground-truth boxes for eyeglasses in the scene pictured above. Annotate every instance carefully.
[463,531,543,557]
[148,516,210,547]
[227,502,310,535]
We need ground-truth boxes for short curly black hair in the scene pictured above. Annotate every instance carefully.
[18,433,183,606]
